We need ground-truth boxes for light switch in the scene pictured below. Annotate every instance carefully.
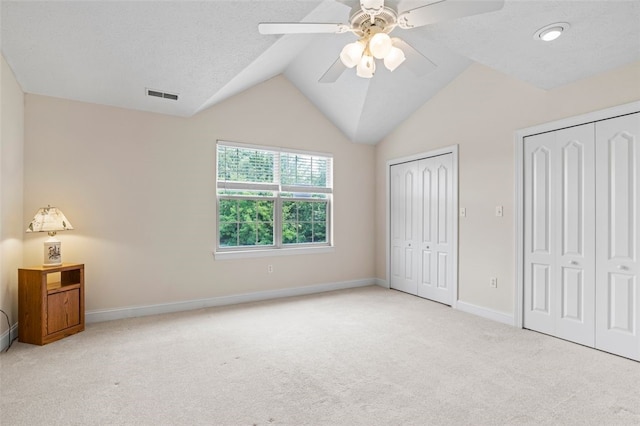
[460,208,466,217]
[496,205,503,217]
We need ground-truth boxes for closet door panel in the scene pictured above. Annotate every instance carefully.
[421,250,432,285]
[524,132,557,335]
[524,124,595,346]
[390,162,419,295]
[607,274,635,333]
[531,263,551,313]
[561,268,583,321]
[417,154,453,305]
[608,132,634,261]
[420,165,434,288]
[596,112,639,360]
[555,125,595,347]
[437,252,448,289]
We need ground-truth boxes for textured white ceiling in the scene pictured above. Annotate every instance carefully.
[1,0,322,116]
[2,0,639,144]
[416,0,640,90]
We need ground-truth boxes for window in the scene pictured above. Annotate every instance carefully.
[216,141,332,253]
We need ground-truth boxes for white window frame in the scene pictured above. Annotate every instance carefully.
[214,141,334,260]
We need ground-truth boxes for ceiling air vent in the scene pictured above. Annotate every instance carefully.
[146,88,179,101]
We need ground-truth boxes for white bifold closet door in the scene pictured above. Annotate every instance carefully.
[390,154,454,305]
[524,124,596,347]
[595,114,639,360]
[524,112,639,360]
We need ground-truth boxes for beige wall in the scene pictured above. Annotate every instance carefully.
[0,55,25,337]
[18,56,640,319]
[24,75,376,312]
[375,60,640,315]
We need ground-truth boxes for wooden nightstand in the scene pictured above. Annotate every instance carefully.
[18,263,85,345]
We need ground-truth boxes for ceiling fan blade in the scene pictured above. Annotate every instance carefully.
[398,0,504,29]
[319,58,348,83]
[258,22,350,35]
[393,38,437,77]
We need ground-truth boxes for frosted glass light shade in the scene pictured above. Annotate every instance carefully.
[340,41,365,68]
[369,33,392,59]
[384,46,406,71]
[356,54,375,78]
[26,206,74,234]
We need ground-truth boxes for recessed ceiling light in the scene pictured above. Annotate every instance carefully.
[534,22,570,42]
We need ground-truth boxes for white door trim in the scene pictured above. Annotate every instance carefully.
[386,145,459,308]
[514,101,640,328]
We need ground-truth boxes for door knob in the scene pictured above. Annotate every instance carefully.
[570,261,578,265]
[618,265,629,271]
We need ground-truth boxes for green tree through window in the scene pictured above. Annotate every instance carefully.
[282,201,327,244]
[219,199,274,246]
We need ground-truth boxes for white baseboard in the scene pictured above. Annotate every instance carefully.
[455,301,514,326]
[1,323,19,352]
[373,278,388,288]
[86,278,377,324]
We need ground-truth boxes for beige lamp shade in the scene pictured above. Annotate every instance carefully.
[26,206,74,235]
[26,206,74,267]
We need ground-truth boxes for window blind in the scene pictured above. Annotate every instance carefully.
[217,142,332,194]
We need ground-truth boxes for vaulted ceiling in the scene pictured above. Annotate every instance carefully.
[2,0,639,144]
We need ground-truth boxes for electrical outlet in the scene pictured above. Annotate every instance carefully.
[490,277,498,288]
[267,265,273,273]
[460,208,466,217]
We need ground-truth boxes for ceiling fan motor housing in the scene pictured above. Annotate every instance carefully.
[350,6,398,37]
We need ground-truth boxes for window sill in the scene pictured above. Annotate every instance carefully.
[213,246,335,260]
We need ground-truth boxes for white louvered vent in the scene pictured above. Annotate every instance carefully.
[146,88,179,101]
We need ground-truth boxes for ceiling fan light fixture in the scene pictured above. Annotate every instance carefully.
[384,46,406,71]
[356,54,376,78]
[534,22,570,42]
[369,32,392,59]
[340,41,366,68]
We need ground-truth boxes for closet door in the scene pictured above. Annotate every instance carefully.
[524,124,595,346]
[524,131,556,335]
[390,161,419,295]
[595,112,640,360]
[555,125,595,346]
[417,154,454,305]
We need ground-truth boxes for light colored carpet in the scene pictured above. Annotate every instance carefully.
[1,286,639,425]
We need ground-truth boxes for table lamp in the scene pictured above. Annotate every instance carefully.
[26,205,74,267]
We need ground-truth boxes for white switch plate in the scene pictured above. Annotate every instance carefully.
[490,277,498,288]
[460,208,466,217]
[496,205,503,217]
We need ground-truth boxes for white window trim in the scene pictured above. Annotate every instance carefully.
[213,245,335,260]
[215,140,334,258]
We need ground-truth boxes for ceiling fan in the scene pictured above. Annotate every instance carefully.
[258,0,504,82]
